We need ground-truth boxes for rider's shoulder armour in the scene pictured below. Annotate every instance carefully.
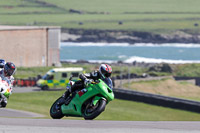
[91,70,98,77]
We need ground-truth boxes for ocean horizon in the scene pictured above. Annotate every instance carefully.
[60,42,200,64]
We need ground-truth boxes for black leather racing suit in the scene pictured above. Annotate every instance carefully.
[70,70,104,92]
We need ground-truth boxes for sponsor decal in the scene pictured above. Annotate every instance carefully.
[78,89,87,97]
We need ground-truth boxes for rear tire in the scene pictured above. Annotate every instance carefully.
[50,97,64,119]
[83,99,106,120]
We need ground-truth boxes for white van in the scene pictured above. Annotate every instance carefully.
[37,67,84,90]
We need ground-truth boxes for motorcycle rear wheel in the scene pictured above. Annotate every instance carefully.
[50,97,64,119]
[83,99,106,120]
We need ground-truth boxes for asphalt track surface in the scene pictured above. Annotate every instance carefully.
[0,87,200,133]
[0,118,200,133]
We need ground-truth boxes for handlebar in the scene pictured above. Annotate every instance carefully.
[91,80,100,84]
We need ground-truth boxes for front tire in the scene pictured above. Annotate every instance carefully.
[83,99,106,120]
[41,85,49,90]
[50,97,64,119]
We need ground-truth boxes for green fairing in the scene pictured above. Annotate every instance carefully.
[3,91,11,98]
[61,79,114,117]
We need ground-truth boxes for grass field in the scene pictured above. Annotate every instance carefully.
[1,0,200,33]
[7,90,200,121]
[172,63,200,77]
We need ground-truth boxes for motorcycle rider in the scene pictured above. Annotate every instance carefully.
[0,62,16,107]
[62,64,113,105]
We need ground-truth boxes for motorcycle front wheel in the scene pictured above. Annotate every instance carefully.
[50,97,64,119]
[83,99,106,120]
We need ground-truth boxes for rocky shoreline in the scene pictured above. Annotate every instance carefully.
[61,28,200,44]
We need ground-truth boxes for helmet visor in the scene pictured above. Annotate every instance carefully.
[105,72,111,78]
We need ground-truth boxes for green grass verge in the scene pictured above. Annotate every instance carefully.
[7,90,200,120]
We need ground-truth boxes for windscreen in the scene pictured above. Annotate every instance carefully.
[103,78,113,90]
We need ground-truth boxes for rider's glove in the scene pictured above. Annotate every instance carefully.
[84,79,93,86]
[66,86,71,92]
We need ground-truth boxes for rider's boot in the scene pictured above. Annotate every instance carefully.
[64,82,84,105]
[60,82,79,105]
[63,90,70,99]
[64,86,74,105]
[57,88,71,106]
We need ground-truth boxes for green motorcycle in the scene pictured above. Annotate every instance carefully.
[50,78,114,120]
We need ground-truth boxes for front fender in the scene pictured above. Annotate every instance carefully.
[92,96,106,106]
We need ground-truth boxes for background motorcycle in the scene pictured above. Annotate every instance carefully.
[0,79,12,108]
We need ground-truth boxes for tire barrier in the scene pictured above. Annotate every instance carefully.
[13,79,37,87]
[114,88,200,113]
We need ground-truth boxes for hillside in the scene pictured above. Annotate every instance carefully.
[1,0,200,43]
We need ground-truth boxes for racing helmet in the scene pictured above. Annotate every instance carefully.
[4,62,16,76]
[99,64,112,78]
[0,59,6,68]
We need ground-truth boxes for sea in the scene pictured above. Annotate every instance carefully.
[60,42,200,64]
